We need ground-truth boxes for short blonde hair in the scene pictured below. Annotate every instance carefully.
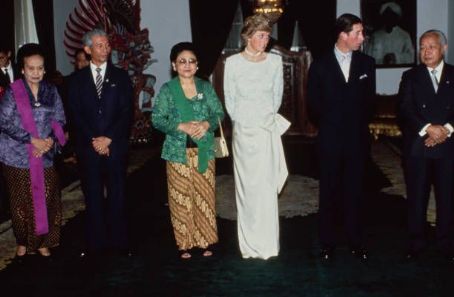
[240,14,272,45]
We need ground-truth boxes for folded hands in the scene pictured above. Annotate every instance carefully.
[92,136,112,156]
[178,121,210,140]
[425,125,450,147]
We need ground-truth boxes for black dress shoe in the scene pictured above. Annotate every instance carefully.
[79,251,89,259]
[13,254,26,264]
[405,250,419,261]
[118,249,133,258]
[449,256,454,264]
[443,254,454,264]
[320,248,334,261]
[108,248,134,259]
[351,248,369,261]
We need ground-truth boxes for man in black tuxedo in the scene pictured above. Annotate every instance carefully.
[68,29,133,256]
[398,30,454,262]
[307,13,376,261]
[0,45,19,91]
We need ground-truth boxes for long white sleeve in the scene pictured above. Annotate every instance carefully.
[223,58,236,121]
[273,57,284,113]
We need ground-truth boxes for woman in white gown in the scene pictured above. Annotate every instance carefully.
[224,14,290,259]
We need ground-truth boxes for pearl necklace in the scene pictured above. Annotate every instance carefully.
[244,47,262,57]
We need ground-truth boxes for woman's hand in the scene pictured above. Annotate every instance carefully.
[191,121,209,140]
[31,137,54,157]
[178,122,197,135]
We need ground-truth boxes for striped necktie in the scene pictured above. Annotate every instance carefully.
[431,69,438,92]
[95,67,103,98]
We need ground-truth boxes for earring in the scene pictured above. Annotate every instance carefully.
[196,67,199,70]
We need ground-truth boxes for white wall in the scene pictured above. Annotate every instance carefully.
[337,0,449,94]
[53,0,192,93]
[53,0,78,75]
[141,0,192,92]
[448,0,454,65]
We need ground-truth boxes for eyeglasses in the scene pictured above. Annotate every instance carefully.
[176,58,197,65]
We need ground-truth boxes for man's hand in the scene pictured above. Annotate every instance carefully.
[425,125,449,147]
[92,136,112,156]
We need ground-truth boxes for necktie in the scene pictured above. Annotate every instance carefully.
[431,69,438,92]
[3,68,11,83]
[95,67,103,98]
[340,55,350,82]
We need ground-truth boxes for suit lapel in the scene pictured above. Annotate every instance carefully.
[437,64,452,92]
[348,52,360,84]
[81,67,98,98]
[416,65,437,94]
[435,64,454,102]
[102,64,112,98]
[329,51,348,83]
[0,71,8,87]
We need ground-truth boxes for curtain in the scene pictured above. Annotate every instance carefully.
[277,0,337,59]
[189,0,240,79]
[32,0,56,73]
[189,0,336,77]
[0,0,15,57]
[14,0,39,54]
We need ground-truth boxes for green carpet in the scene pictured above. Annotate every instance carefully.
[0,142,453,297]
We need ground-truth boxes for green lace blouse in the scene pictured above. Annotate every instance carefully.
[151,77,225,165]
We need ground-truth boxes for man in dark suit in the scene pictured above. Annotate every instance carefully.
[398,29,454,262]
[68,29,133,257]
[307,13,376,261]
[0,45,19,92]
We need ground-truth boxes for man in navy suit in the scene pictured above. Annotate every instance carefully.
[308,13,376,261]
[68,29,133,256]
[399,30,454,262]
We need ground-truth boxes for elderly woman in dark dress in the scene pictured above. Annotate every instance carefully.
[0,43,66,259]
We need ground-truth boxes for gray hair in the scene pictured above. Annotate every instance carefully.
[420,29,448,47]
[82,29,108,47]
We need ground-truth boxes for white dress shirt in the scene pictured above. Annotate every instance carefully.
[89,61,107,84]
[334,45,352,82]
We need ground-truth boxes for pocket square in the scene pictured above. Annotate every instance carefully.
[359,74,368,80]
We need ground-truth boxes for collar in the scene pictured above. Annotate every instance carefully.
[90,61,107,73]
[334,45,352,61]
[3,63,12,72]
[427,60,444,74]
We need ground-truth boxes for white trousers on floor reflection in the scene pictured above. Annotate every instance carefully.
[233,114,289,259]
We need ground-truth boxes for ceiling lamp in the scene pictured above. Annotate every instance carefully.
[254,0,285,23]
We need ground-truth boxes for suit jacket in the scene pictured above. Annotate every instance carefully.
[67,63,133,158]
[0,63,19,90]
[307,49,376,156]
[398,63,454,159]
